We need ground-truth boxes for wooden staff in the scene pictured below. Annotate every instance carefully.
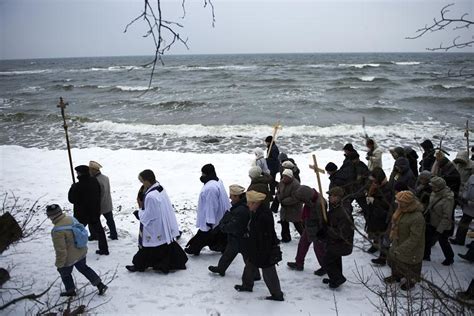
[266,121,282,158]
[362,116,369,140]
[310,154,328,222]
[57,97,75,184]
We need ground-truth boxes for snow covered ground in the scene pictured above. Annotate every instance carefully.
[0,145,472,315]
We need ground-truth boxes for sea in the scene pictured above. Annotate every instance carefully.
[1,53,473,154]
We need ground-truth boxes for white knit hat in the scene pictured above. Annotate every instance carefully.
[248,166,262,179]
[282,169,293,178]
[282,160,295,168]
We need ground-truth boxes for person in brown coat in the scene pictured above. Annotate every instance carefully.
[47,204,107,297]
[385,191,425,291]
[276,169,303,242]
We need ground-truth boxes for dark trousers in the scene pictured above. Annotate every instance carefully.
[217,236,261,278]
[133,244,169,272]
[454,214,473,245]
[424,225,454,260]
[242,259,282,297]
[90,212,118,239]
[280,220,304,241]
[185,230,212,255]
[295,230,325,268]
[87,219,108,252]
[269,171,278,196]
[58,257,101,292]
[388,258,422,282]
[323,250,345,284]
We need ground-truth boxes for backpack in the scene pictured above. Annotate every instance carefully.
[52,217,88,249]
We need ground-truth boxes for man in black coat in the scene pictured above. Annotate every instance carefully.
[208,185,259,278]
[419,139,436,172]
[68,165,109,255]
[265,136,280,195]
[235,190,284,301]
[321,186,354,289]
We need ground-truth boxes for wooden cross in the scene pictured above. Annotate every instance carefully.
[309,154,328,222]
[266,121,282,158]
[465,120,470,155]
[57,97,75,184]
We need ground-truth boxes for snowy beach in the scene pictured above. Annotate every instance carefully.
[1,145,472,315]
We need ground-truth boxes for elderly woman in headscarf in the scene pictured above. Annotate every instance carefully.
[384,190,425,291]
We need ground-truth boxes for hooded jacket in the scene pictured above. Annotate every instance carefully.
[428,177,454,233]
[390,157,416,191]
[453,151,473,191]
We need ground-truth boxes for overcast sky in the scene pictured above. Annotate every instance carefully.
[0,0,472,59]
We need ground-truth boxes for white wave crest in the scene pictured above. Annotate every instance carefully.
[83,121,450,141]
[0,69,53,75]
[176,65,258,71]
[115,86,150,91]
[392,61,421,66]
[359,76,375,82]
[338,63,380,69]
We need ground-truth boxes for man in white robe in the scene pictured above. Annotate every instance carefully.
[185,164,231,255]
[126,169,188,273]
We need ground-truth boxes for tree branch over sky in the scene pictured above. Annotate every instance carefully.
[125,0,215,88]
[406,3,473,51]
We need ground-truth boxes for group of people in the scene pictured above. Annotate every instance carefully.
[45,137,474,301]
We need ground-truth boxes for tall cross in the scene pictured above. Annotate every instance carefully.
[266,121,282,158]
[309,154,328,222]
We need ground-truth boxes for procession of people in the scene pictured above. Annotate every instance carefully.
[47,136,474,302]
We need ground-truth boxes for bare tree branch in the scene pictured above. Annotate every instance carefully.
[124,0,215,90]
[406,3,473,51]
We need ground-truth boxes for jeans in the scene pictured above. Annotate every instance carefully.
[57,257,101,292]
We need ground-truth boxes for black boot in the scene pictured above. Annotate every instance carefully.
[97,282,108,296]
[208,266,225,276]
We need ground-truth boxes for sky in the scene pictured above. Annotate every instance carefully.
[0,0,473,59]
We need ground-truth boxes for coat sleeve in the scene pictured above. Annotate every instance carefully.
[280,182,300,206]
[139,195,160,227]
[436,197,454,233]
[52,231,68,268]
[68,184,78,204]
[204,188,220,225]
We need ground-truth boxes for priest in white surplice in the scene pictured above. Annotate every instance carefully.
[126,169,188,273]
[185,164,231,255]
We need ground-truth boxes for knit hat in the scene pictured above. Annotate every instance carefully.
[395,191,415,204]
[278,153,288,162]
[246,190,266,202]
[430,176,446,191]
[282,169,293,178]
[74,165,89,175]
[248,166,262,179]
[46,204,63,218]
[343,143,354,151]
[327,186,344,198]
[229,184,245,196]
[325,162,338,172]
[420,139,434,150]
[265,136,273,143]
[390,147,405,158]
[201,163,216,176]
[89,160,102,170]
[418,170,432,182]
[254,148,265,159]
[282,160,295,169]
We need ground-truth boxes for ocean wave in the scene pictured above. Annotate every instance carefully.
[67,65,146,73]
[18,86,45,93]
[113,85,151,92]
[0,112,92,123]
[147,100,207,109]
[392,61,421,66]
[255,78,298,84]
[176,65,258,71]
[427,84,474,91]
[325,86,384,93]
[82,121,451,140]
[359,76,375,82]
[0,69,53,76]
[338,63,380,69]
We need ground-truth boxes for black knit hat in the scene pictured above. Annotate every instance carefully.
[201,163,216,176]
[46,204,63,218]
[74,165,89,175]
[420,139,434,150]
[343,143,354,151]
[325,162,338,172]
[265,136,273,143]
